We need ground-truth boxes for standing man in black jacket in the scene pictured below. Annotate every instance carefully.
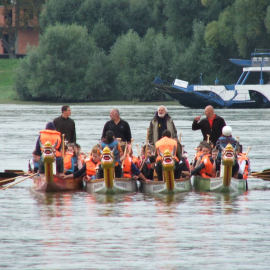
[53,105,76,143]
[192,105,226,146]
[101,108,132,143]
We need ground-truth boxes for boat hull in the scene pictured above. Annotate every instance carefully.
[85,178,137,194]
[140,178,192,194]
[31,175,83,193]
[193,176,247,193]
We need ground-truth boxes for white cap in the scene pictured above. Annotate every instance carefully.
[222,126,232,136]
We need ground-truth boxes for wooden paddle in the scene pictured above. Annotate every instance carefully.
[136,144,142,163]
[207,134,210,143]
[139,128,149,171]
[0,172,25,179]
[4,169,25,173]
[179,133,182,144]
[2,173,38,190]
[121,142,128,169]
[0,175,22,184]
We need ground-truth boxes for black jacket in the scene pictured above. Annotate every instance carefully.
[192,115,226,146]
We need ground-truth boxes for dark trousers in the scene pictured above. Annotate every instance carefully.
[97,164,122,178]
[156,160,181,181]
[39,157,63,174]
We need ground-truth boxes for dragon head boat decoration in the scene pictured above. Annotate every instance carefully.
[158,147,176,191]
[101,146,115,188]
[39,141,58,184]
[221,143,235,187]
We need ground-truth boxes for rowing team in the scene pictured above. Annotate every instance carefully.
[28,125,251,182]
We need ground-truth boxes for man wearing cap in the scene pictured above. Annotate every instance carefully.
[35,122,63,175]
[192,105,226,146]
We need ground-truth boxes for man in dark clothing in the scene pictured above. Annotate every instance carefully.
[192,105,226,146]
[53,105,76,143]
[148,105,177,148]
[101,108,132,143]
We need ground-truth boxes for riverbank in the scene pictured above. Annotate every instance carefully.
[0,59,179,105]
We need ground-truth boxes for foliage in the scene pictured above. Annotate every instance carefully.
[14,24,98,101]
[13,0,270,102]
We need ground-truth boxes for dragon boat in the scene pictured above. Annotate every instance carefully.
[31,141,83,193]
[193,144,248,193]
[84,146,137,194]
[140,149,192,194]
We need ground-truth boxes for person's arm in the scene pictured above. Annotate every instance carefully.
[191,163,205,175]
[171,120,177,139]
[125,122,132,143]
[148,121,154,146]
[192,119,201,131]
[101,121,109,140]
[72,120,76,143]
[131,162,150,183]
[35,136,42,156]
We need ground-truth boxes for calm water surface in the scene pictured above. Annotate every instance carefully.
[1,105,270,269]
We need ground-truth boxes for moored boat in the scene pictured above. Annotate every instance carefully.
[193,143,248,193]
[31,141,83,193]
[154,50,270,108]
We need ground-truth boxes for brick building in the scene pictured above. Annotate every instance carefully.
[0,5,39,58]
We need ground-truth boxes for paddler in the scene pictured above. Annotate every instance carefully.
[100,130,123,178]
[120,144,151,183]
[62,146,101,180]
[27,150,40,174]
[35,122,63,175]
[155,130,190,181]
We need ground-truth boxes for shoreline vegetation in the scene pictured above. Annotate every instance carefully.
[0,59,179,106]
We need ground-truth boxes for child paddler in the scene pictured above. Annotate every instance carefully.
[62,146,101,180]
[99,130,123,178]
[191,143,214,178]
[120,144,150,183]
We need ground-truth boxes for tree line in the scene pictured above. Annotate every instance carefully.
[13,0,270,102]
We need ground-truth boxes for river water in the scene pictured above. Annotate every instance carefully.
[1,104,270,269]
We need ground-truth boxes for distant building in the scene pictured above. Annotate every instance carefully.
[0,5,39,58]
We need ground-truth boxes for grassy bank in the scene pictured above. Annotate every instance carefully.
[0,59,20,102]
[0,59,179,105]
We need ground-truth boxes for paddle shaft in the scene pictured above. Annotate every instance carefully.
[136,144,142,162]
[2,173,38,190]
[139,128,149,171]
[0,176,22,184]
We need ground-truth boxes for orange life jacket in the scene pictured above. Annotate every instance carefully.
[123,157,132,178]
[155,136,178,162]
[86,157,101,177]
[200,154,213,178]
[238,153,249,179]
[39,130,62,157]
[64,153,73,169]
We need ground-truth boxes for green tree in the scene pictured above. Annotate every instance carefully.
[234,0,270,56]
[39,0,84,30]
[14,24,98,101]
